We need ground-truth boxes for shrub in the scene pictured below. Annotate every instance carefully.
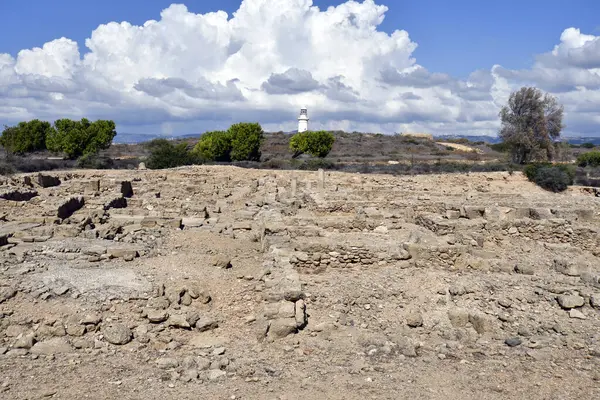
[533,167,572,192]
[193,131,232,161]
[576,151,600,167]
[581,142,596,149]
[228,122,264,161]
[0,120,54,154]
[298,159,337,171]
[0,160,15,175]
[489,142,510,153]
[46,118,117,159]
[76,153,115,169]
[145,139,200,169]
[524,162,574,192]
[290,130,335,158]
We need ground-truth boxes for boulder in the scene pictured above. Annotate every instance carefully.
[30,338,73,355]
[557,294,585,309]
[268,318,297,339]
[37,174,61,188]
[102,323,132,345]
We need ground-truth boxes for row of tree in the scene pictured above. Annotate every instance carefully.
[0,118,117,159]
[145,122,337,169]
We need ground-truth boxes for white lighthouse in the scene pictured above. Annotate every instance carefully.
[297,107,309,133]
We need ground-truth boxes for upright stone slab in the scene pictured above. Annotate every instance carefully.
[291,177,297,198]
[121,181,134,198]
[317,169,324,191]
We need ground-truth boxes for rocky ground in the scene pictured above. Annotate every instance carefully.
[0,166,599,399]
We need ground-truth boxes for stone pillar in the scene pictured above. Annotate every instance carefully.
[291,177,297,198]
[317,169,324,191]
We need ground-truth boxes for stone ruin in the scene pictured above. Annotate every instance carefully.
[0,165,599,397]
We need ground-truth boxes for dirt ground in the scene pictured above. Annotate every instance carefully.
[1,166,599,399]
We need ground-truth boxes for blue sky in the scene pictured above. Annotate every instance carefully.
[1,0,597,78]
[0,0,599,136]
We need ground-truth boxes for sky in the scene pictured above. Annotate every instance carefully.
[0,0,599,137]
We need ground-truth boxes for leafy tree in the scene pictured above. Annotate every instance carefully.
[145,138,200,169]
[46,118,117,159]
[0,120,54,154]
[290,130,335,158]
[193,130,232,161]
[499,87,564,164]
[577,151,600,167]
[580,142,596,149]
[228,122,264,161]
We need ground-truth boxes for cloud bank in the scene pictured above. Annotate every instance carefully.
[1,0,599,137]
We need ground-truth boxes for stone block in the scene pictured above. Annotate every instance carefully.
[37,174,61,188]
[57,196,85,219]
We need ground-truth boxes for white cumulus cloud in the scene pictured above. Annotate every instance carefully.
[0,0,599,137]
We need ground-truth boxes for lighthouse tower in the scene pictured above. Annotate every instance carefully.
[297,107,309,133]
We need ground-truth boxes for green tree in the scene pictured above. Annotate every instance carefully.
[228,122,264,161]
[193,130,232,161]
[0,120,54,154]
[499,87,564,164]
[289,130,335,158]
[46,118,117,159]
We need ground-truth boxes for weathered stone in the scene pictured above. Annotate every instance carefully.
[156,357,179,369]
[181,291,193,306]
[37,174,61,188]
[212,255,232,269]
[80,313,102,325]
[0,287,17,304]
[30,338,73,355]
[66,323,86,337]
[14,333,35,349]
[569,309,587,319]
[505,337,522,347]
[295,299,307,329]
[448,308,469,328]
[514,264,534,275]
[195,318,219,332]
[557,294,585,309]
[57,196,85,219]
[102,323,132,345]
[167,314,191,329]
[278,301,296,318]
[121,181,134,198]
[469,312,492,334]
[406,310,424,328]
[146,309,169,323]
[0,188,38,201]
[591,294,600,309]
[268,318,297,339]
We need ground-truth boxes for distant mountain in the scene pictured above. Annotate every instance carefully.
[113,132,202,144]
[433,134,502,143]
[114,131,600,146]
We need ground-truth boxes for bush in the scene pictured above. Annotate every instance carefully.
[290,130,335,158]
[145,139,200,169]
[576,151,600,167]
[76,153,115,169]
[46,118,117,159]
[534,167,572,192]
[489,142,510,153]
[524,162,574,192]
[228,122,264,162]
[298,159,337,171]
[0,120,54,154]
[581,142,596,149]
[193,131,232,161]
